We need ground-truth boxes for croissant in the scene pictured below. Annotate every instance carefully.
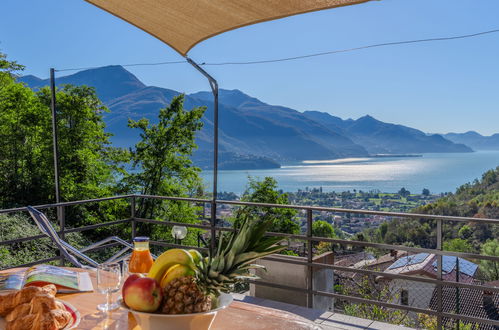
[5,294,53,322]
[6,312,59,330]
[50,308,72,329]
[6,309,71,330]
[1,284,71,330]
[41,284,57,297]
[0,286,41,316]
[4,303,31,323]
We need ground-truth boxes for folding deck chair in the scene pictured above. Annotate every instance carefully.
[27,206,134,268]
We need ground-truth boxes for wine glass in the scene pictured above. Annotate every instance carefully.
[97,262,122,312]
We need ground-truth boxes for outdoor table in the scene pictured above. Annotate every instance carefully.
[1,267,318,329]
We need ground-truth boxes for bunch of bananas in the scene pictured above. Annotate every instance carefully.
[148,248,202,289]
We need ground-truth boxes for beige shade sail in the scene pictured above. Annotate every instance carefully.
[84,0,374,56]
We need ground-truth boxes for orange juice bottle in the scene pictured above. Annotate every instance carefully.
[128,236,154,274]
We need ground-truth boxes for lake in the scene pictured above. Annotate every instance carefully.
[201,151,499,195]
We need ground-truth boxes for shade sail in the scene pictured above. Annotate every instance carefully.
[85,0,373,56]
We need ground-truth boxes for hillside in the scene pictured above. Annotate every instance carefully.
[19,66,474,169]
[417,166,499,219]
[364,166,499,251]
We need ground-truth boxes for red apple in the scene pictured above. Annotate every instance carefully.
[123,276,163,312]
[122,273,144,295]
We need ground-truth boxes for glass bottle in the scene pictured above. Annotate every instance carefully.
[128,236,154,274]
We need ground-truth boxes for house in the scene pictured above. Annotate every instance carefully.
[356,250,410,271]
[428,281,499,330]
[382,253,478,312]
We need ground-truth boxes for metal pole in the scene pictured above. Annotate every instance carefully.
[131,196,136,239]
[436,219,443,330]
[456,257,460,330]
[185,57,218,254]
[306,209,314,308]
[50,68,65,265]
[50,68,61,205]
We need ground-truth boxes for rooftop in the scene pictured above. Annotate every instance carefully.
[385,252,478,281]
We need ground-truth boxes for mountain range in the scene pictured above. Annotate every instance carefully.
[20,65,475,169]
[443,131,499,151]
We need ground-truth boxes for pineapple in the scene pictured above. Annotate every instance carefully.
[161,215,285,314]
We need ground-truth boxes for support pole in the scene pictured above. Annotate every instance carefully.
[185,58,218,253]
[50,69,64,265]
[50,68,61,206]
[306,209,314,308]
[436,219,443,330]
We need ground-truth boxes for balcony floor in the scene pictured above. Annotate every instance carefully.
[232,293,414,330]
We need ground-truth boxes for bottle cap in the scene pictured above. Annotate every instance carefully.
[133,236,150,242]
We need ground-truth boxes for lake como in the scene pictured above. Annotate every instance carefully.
[201,151,499,195]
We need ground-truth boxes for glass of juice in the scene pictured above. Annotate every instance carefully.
[128,236,154,274]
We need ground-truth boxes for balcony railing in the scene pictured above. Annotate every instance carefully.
[1,194,499,329]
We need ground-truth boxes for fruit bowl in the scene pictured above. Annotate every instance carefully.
[120,293,233,330]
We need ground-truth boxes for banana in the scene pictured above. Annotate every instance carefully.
[160,264,195,289]
[188,249,203,264]
[148,249,196,282]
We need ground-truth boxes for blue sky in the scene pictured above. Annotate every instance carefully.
[1,0,499,135]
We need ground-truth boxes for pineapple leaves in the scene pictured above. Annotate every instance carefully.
[253,236,285,252]
[205,199,289,290]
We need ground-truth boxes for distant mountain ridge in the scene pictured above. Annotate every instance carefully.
[19,65,474,169]
[303,112,472,154]
[444,131,499,151]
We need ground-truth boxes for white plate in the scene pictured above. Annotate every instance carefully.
[0,299,81,330]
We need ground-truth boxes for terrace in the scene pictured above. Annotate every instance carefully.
[2,194,499,329]
[1,1,497,329]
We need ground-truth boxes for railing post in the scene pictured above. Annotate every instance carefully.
[131,196,136,239]
[456,256,460,330]
[306,209,313,308]
[210,201,217,254]
[58,205,65,266]
[436,218,443,330]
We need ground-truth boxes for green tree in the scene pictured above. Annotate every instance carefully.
[422,188,430,196]
[36,85,131,241]
[0,67,51,207]
[398,187,410,198]
[126,94,206,243]
[443,238,473,253]
[312,220,337,253]
[458,225,472,240]
[0,51,127,209]
[480,239,499,281]
[312,220,336,238]
[233,177,300,234]
[378,222,388,240]
[0,51,24,76]
[37,85,128,203]
[0,51,131,245]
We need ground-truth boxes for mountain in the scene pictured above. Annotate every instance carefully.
[19,65,145,102]
[19,66,474,169]
[444,131,499,150]
[191,89,368,158]
[304,112,472,154]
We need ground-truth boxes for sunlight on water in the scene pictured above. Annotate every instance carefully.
[201,151,499,194]
[280,161,419,181]
[300,158,371,165]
